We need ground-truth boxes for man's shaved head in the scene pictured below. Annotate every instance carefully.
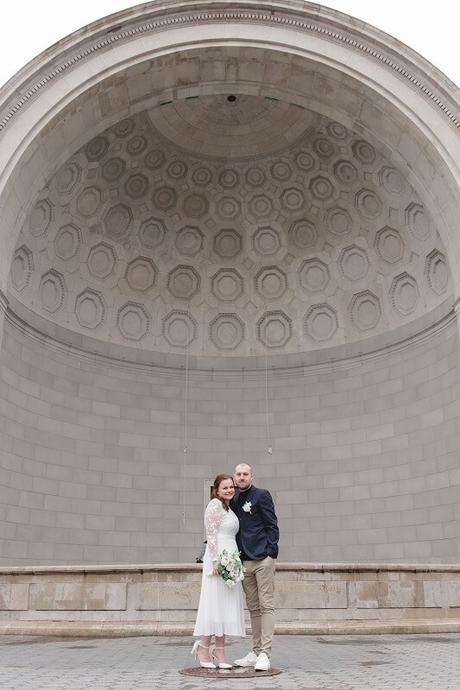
[235,462,253,474]
[234,463,254,490]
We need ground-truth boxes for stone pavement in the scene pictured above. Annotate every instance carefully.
[0,633,459,690]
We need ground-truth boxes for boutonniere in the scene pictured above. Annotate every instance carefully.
[243,501,252,514]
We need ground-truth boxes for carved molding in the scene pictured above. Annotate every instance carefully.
[1,5,458,133]
[0,288,9,315]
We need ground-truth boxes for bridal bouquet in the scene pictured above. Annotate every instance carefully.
[217,549,245,588]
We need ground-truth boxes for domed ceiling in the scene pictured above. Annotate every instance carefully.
[8,93,451,359]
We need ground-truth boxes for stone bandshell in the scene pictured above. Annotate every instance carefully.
[1,0,460,568]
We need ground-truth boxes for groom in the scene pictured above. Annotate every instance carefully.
[231,463,279,672]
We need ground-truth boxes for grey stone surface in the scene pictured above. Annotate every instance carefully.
[0,308,460,564]
[0,633,460,689]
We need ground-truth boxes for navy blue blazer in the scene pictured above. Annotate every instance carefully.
[232,485,279,561]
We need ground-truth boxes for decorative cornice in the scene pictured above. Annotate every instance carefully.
[0,7,458,133]
[0,288,8,315]
[1,561,459,575]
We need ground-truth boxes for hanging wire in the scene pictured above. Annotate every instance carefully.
[181,306,190,527]
[265,352,272,455]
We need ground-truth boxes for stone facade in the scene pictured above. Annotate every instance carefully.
[0,309,459,564]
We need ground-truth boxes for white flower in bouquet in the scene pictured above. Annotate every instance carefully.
[217,548,245,587]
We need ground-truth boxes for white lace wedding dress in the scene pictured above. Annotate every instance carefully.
[193,498,246,637]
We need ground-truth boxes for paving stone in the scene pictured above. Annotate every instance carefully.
[0,634,460,689]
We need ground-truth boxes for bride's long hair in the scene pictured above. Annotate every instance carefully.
[211,474,235,511]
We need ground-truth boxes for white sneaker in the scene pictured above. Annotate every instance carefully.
[254,652,271,671]
[233,650,258,667]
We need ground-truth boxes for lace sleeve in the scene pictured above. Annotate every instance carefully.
[205,499,224,562]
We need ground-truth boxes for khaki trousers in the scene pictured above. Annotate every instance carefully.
[242,556,275,656]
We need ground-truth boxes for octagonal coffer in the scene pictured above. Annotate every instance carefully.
[405,202,431,242]
[183,193,209,218]
[162,310,197,348]
[305,303,338,342]
[425,249,449,296]
[211,269,244,302]
[309,175,335,201]
[350,291,381,331]
[124,173,149,200]
[39,270,66,313]
[85,135,109,161]
[54,224,82,261]
[175,226,204,257]
[289,218,317,250]
[29,199,53,237]
[214,229,242,259]
[375,226,404,264]
[125,257,157,292]
[10,245,34,292]
[252,227,281,256]
[104,204,133,241]
[139,217,166,249]
[299,259,330,293]
[355,188,382,219]
[117,302,150,341]
[280,187,305,212]
[209,313,245,350]
[54,160,82,195]
[339,245,369,281]
[257,310,292,349]
[390,272,419,315]
[75,289,106,329]
[152,186,177,211]
[76,186,102,218]
[255,266,287,301]
[87,242,117,280]
[167,265,201,300]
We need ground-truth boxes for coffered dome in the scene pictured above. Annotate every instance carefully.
[8,89,451,361]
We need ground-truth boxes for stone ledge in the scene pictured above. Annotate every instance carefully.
[1,562,460,575]
[1,619,460,638]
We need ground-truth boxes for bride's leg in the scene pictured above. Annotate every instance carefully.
[196,635,213,663]
[213,635,232,668]
[213,635,225,662]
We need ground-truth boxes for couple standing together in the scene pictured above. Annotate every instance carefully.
[192,463,279,671]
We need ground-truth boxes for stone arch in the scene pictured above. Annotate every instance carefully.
[0,1,460,565]
[0,3,459,308]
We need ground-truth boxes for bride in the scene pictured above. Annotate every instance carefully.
[192,474,245,669]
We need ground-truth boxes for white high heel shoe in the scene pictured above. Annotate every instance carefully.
[212,646,233,669]
[191,640,216,669]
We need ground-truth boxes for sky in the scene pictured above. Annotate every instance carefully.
[0,1,459,89]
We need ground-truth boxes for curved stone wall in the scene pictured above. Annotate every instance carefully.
[1,311,459,565]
